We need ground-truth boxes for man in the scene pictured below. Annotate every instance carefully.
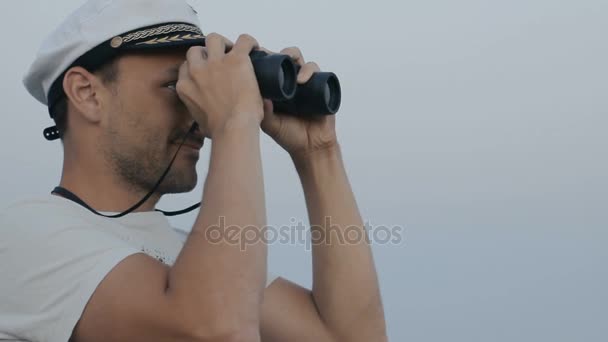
[0,0,387,341]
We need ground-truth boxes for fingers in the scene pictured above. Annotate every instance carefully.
[178,60,189,82]
[186,46,207,68]
[258,46,274,55]
[231,34,260,56]
[205,32,234,60]
[297,61,321,84]
[280,46,305,66]
[176,61,194,104]
[279,47,320,84]
[186,38,320,85]
[190,33,259,61]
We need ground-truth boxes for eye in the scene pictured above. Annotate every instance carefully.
[166,81,178,92]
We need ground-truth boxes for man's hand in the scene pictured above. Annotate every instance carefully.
[260,47,339,160]
[259,48,387,342]
[177,33,265,138]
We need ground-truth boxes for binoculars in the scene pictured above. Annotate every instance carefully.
[249,50,341,116]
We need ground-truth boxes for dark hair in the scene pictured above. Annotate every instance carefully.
[50,60,120,139]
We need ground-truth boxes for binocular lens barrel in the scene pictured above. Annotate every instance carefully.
[325,73,341,114]
[250,51,297,101]
[249,50,341,116]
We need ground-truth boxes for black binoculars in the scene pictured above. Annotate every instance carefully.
[249,50,341,116]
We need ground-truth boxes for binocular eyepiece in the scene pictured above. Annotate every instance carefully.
[249,50,341,116]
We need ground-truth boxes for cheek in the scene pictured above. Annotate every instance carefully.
[158,94,193,137]
[164,92,190,121]
[114,86,189,146]
[129,91,172,127]
[106,102,162,152]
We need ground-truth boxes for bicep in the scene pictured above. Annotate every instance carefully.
[261,278,335,342]
[72,253,189,342]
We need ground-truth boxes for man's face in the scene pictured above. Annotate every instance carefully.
[100,48,204,195]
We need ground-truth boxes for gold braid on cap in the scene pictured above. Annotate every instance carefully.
[135,33,205,45]
[119,23,204,44]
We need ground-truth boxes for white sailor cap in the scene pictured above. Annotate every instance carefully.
[23,0,206,140]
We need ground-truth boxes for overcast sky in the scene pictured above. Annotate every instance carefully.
[1,0,607,341]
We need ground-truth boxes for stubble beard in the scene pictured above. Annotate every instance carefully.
[102,128,198,197]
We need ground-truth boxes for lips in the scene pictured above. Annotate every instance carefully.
[172,127,205,151]
[180,139,204,150]
[172,135,204,151]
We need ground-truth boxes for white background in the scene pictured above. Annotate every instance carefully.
[1,0,607,340]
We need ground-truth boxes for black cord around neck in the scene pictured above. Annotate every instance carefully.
[52,124,202,218]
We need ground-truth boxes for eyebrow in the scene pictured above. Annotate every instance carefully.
[164,65,180,79]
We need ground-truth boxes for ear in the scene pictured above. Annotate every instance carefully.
[62,66,109,124]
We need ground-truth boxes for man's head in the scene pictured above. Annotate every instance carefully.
[23,0,207,196]
[61,48,204,195]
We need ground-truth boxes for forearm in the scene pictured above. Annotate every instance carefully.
[168,118,267,337]
[293,145,387,342]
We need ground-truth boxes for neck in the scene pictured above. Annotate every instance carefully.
[58,147,161,213]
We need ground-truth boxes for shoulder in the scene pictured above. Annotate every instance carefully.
[0,194,131,250]
[1,194,85,222]
[0,196,142,342]
[1,195,89,236]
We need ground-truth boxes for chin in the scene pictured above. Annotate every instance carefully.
[160,182,197,195]
[158,171,198,194]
